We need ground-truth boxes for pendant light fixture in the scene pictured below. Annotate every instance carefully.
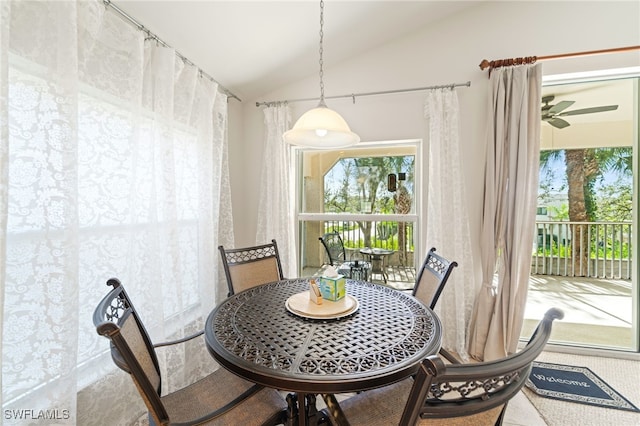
[283,0,360,148]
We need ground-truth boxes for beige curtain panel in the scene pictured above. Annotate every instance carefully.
[468,63,542,361]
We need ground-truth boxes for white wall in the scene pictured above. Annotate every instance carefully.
[230,1,640,254]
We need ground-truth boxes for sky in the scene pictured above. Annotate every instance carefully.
[540,149,632,196]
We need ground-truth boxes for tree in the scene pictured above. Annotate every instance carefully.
[323,155,414,249]
[596,180,632,222]
[353,158,384,247]
[547,204,569,221]
[539,147,632,276]
[564,149,597,274]
[394,182,412,265]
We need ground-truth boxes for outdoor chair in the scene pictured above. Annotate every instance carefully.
[413,247,459,362]
[93,278,288,426]
[323,307,564,426]
[319,232,370,281]
[219,239,285,297]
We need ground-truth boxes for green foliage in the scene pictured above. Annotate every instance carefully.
[535,242,631,259]
[324,155,415,215]
[534,223,632,260]
[547,204,569,221]
[596,147,633,176]
[323,154,416,249]
[326,220,415,252]
[539,147,632,223]
[596,179,632,221]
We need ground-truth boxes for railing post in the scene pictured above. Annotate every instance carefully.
[533,220,631,279]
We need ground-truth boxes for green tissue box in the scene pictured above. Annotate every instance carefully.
[319,275,346,301]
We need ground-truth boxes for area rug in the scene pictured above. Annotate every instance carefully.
[526,361,639,412]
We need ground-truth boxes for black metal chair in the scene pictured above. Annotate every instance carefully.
[413,247,459,363]
[218,239,285,297]
[323,308,564,426]
[413,247,458,310]
[319,232,370,281]
[93,278,288,426]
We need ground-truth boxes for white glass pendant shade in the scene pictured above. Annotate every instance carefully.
[283,105,360,148]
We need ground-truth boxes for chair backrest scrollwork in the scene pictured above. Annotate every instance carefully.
[400,308,564,425]
[413,247,458,309]
[219,239,285,297]
[93,278,168,425]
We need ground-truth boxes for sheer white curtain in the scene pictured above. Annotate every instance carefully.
[0,1,232,424]
[256,104,297,277]
[423,88,476,361]
[0,0,8,412]
[468,64,542,361]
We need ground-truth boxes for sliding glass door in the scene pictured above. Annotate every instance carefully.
[522,73,639,352]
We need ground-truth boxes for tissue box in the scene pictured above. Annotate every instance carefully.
[319,275,346,301]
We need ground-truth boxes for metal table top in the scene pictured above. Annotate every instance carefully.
[359,248,395,257]
[204,278,442,394]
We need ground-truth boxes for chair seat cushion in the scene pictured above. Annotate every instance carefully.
[417,405,504,426]
[336,378,504,426]
[336,379,412,426]
[161,367,286,425]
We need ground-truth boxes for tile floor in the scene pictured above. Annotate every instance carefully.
[503,392,547,426]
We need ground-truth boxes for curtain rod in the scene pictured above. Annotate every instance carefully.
[478,45,640,71]
[103,0,241,102]
[255,81,471,107]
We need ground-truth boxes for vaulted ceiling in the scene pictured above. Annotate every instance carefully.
[111,1,635,137]
[112,1,479,100]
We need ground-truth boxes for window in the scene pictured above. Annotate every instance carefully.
[4,66,205,403]
[296,141,420,287]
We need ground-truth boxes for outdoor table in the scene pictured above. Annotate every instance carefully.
[204,278,442,425]
[359,247,395,284]
[336,259,370,281]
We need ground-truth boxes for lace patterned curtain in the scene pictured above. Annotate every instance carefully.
[256,104,297,277]
[423,88,476,361]
[0,1,232,424]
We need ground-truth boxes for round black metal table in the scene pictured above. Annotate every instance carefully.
[204,278,442,425]
[359,248,394,283]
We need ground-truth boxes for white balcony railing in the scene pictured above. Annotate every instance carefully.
[533,221,632,279]
[320,220,633,280]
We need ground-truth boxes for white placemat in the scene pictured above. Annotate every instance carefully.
[286,291,358,319]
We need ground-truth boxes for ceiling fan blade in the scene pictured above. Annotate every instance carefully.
[547,117,571,129]
[557,105,619,116]
[548,100,575,114]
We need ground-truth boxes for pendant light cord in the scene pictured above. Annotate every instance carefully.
[318,0,326,107]
[259,0,472,109]
[282,0,360,146]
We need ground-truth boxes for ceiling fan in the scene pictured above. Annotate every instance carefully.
[541,95,618,129]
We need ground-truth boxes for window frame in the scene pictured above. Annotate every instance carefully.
[293,139,423,274]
